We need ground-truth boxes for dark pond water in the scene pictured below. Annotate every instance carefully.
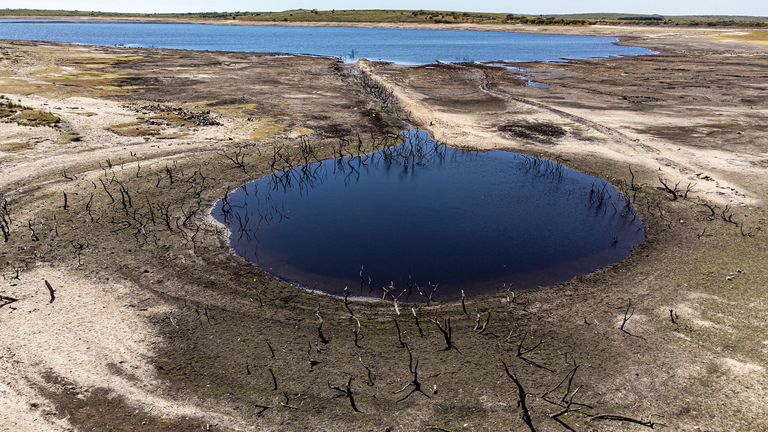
[212,131,644,300]
[0,19,654,64]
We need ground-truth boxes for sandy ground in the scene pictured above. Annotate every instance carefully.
[0,266,250,431]
[0,26,767,432]
[359,37,768,207]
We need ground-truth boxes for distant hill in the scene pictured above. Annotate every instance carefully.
[548,13,768,23]
[1,9,766,27]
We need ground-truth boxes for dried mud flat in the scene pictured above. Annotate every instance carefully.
[0,27,766,432]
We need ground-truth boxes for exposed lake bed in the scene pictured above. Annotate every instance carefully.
[0,22,767,432]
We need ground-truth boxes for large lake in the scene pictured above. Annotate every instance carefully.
[0,19,653,64]
[212,131,644,300]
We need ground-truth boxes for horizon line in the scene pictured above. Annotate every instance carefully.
[1,8,767,18]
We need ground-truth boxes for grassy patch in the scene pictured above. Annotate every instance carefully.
[0,80,48,96]
[0,98,61,127]
[157,131,190,140]
[209,102,260,117]
[107,122,160,137]
[290,126,315,137]
[716,31,768,44]
[0,141,31,152]
[250,120,286,141]
[0,102,21,119]
[147,112,196,127]
[59,131,82,144]
[14,109,61,127]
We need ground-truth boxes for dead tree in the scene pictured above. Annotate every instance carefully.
[99,177,115,204]
[683,182,696,200]
[721,205,737,225]
[620,300,645,340]
[307,342,322,369]
[657,176,680,201]
[394,344,430,402]
[316,304,330,344]
[268,368,278,391]
[474,310,491,335]
[27,220,39,241]
[502,360,536,432]
[219,148,248,174]
[352,316,363,348]
[280,392,298,409]
[411,307,425,337]
[329,377,362,413]
[698,201,717,220]
[265,340,275,358]
[393,317,406,348]
[417,282,439,304]
[461,290,470,317]
[516,330,553,372]
[430,317,460,353]
[358,353,375,386]
[343,287,355,318]
[628,165,639,193]
[542,363,594,430]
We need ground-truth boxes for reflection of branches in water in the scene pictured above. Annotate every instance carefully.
[518,154,637,226]
[259,129,455,205]
[519,154,565,183]
[517,153,635,227]
[587,179,638,224]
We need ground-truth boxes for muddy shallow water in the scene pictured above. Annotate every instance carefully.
[212,131,643,300]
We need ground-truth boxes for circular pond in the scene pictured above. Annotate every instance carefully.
[212,130,643,300]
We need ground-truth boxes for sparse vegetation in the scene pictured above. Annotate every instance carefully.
[0,96,60,127]
[2,8,767,27]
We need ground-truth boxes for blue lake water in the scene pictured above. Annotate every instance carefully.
[212,131,644,300]
[0,19,654,64]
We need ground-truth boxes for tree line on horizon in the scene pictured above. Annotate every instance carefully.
[1,8,767,27]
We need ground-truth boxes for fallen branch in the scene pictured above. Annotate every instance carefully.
[590,413,656,428]
[44,280,55,303]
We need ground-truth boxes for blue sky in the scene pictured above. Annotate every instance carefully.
[2,1,766,16]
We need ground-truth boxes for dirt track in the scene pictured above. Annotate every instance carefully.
[0,27,767,432]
